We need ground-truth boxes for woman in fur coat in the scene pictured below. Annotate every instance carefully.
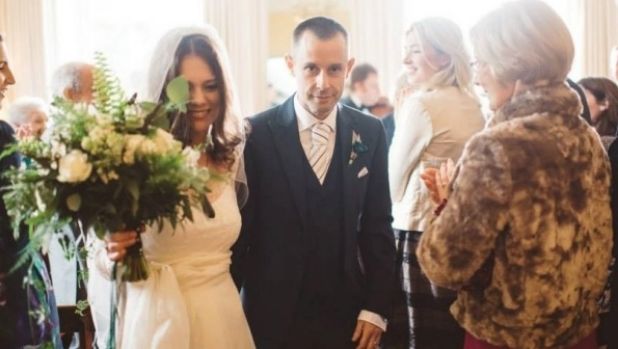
[417,1,613,348]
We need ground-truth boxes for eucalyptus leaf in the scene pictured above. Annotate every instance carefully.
[151,112,170,130]
[66,193,82,212]
[139,101,157,114]
[165,76,189,105]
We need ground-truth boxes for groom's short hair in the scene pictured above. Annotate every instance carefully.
[293,16,348,46]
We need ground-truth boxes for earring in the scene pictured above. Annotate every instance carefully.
[205,125,214,150]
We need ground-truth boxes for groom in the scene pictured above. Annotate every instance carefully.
[233,17,396,349]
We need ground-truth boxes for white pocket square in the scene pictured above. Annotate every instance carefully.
[357,167,369,178]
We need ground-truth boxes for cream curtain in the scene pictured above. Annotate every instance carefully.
[547,0,584,79]
[580,0,618,78]
[547,0,618,79]
[204,0,269,116]
[0,0,47,107]
[348,0,404,98]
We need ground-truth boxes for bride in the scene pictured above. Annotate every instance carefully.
[92,26,255,348]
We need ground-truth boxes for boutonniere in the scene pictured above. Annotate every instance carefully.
[349,130,368,165]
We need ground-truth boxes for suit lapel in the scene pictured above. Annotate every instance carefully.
[268,97,308,230]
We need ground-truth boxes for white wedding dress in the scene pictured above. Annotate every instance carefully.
[116,181,255,349]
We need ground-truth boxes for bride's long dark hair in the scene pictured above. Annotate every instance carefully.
[160,34,240,170]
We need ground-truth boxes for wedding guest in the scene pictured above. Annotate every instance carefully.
[341,63,395,146]
[388,17,485,349]
[341,63,381,114]
[98,26,254,348]
[0,33,61,349]
[233,16,396,349]
[418,1,612,348]
[579,77,618,149]
[7,97,48,138]
[51,62,94,103]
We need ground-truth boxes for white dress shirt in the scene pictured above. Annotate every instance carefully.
[293,95,387,331]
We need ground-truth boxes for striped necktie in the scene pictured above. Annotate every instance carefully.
[309,122,332,184]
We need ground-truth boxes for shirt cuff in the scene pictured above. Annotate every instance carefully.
[358,310,387,331]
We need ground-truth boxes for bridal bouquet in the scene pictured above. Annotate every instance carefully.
[2,53,212,282]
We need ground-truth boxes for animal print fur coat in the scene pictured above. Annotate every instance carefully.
[417,82,613,348]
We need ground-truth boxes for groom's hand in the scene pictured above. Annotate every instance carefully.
[351,320,383,349]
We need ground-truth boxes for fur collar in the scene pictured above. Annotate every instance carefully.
[489,82,582,127]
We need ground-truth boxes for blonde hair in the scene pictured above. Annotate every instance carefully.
[470,0,574,84]
[406,17,474,95]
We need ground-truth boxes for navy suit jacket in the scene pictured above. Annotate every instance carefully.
[232,96,396,346]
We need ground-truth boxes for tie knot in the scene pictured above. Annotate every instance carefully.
[311,122,331,145]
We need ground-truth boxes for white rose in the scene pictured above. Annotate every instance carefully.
[57,149,93,183]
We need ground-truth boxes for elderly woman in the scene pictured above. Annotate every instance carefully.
[417,1,613,349]
[7,97,48,138]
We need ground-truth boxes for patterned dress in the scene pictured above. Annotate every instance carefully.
[0,120,61,348]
